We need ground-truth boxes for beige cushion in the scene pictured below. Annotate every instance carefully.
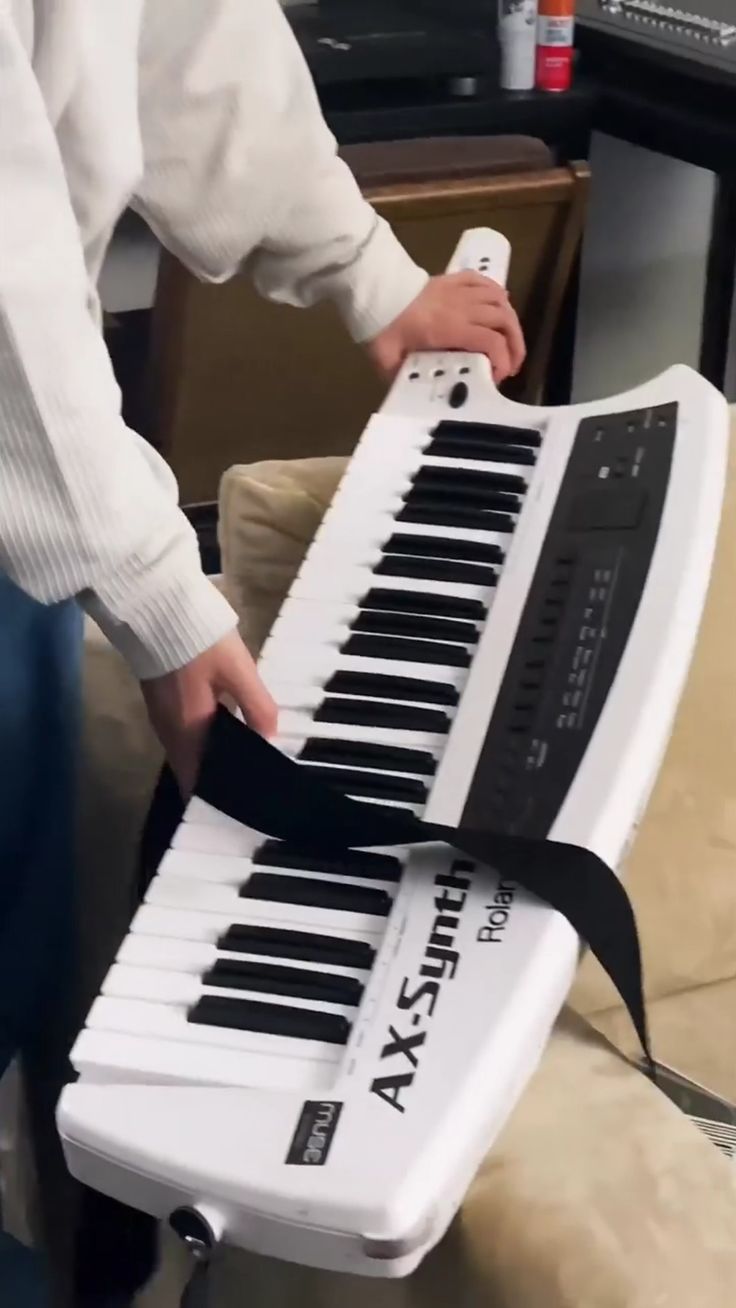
[219,457,348,658]
[455,1013,736,1308]
[141,1015,736,1308]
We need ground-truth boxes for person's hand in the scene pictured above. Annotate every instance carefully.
[141,631,278,796]
[366,272,525,385]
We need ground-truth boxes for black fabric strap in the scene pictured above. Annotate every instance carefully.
[189,708,653,1076]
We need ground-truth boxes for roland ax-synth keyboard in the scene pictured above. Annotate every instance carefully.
[58,229,728,1278]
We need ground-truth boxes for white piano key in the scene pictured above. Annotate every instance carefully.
[268,599,360,634]
[274,732,442,774]
[266,685,334,711]
[269,614,352,648]
[157,848,402,893]
[86,996,342,1063]
[101,964,356,1021]
[116,933,217,973]
[329,475,413,505]
[129,904,382,951]
[173,822,263,860]
[103,963,201,1005]
[421,454,534,481]
[269,614,476,657]
[323,464,527,505]
[264,684,349,711]
[299,538,383,570]
[338,445,532,490]
[271,595,485,634]
[260,646,472,690]
[326,487,512,530]
[339,794,424,816]
[146,872,246,906]
[297,759,434,789]
[299,525,505,576]
[274,710,447,753]
[355,413,430,449]
[263,659,465,693]
[70,1029,337,1090]
[269,694,457,735]
[339,434,424,468]
[117,934,368,982]
[310,514,509,553]
[144,876,391,934]
[262,647,466,685]
[289,561,492,602]
[331,447,420,480]
[183,797,249,833]
[158,849,252,886]
[337,446,534,482]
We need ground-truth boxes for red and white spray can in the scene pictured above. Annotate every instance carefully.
[536,0,575,93]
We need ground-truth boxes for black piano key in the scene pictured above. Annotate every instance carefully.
[203,958,364,1006]
[375,556,498,588]
[432,420,542,448]
[240,872,392,917]
[360,588,487,622]
[427,437,537,466]
[298,764,428,805]
[300,737,437,776]
[317,696,451,732]
[341,633,471,668]
[217,924,375,970]
[254,839,404,882]
[324,671,459,707]
[413,465,527,495]
[404,485,521,514]
[352,609,480,644]
[189,994,350,1045]
[382,533,504,565]
[397,503,516,532]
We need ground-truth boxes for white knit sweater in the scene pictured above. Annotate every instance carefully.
[0,0,427,676]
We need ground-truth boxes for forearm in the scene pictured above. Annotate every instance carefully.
[135,0,427,341]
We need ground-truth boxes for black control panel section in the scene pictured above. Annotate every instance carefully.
[461,402,677,839]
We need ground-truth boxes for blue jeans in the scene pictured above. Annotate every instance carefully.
[0,574,83,1304]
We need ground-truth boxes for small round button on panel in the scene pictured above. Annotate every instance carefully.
[448,381,469,409]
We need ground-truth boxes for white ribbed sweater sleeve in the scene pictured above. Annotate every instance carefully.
[134,0,429,341]
[0,11,238,678]
[0,1,428,682]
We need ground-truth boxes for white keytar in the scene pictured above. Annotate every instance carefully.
[57,227,728,1278]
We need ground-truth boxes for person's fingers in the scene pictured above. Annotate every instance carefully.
[451,324,513,381]
[141,633,278,798]
[488,334,512,384]
[213,630,282,737]
[453,271,510,301]
[365,331,404,381]
[143,681,217,797]
[218,652,279,738]
[469,303,526,374]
